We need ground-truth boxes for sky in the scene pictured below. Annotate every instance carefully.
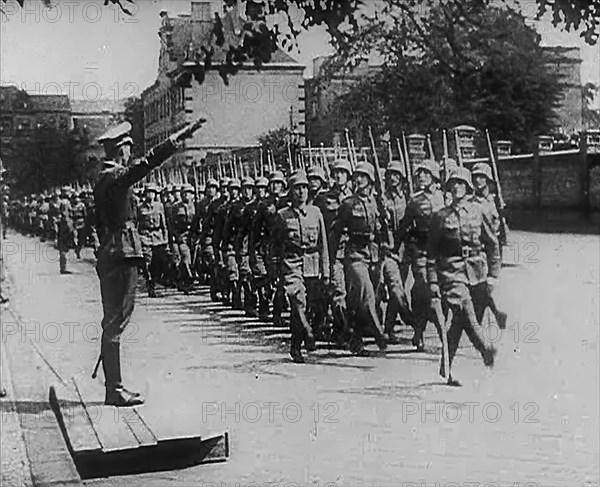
[1,0,598,107]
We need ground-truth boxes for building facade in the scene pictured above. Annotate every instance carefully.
[141,1,305,177]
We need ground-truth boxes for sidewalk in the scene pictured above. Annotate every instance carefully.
[2,230,599,486]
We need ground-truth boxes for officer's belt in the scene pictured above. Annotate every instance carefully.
[441,246,482,258]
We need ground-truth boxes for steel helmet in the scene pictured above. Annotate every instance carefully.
[289,171,309,187]
[471,163,493,181]
[241,176,255,187]
[228,178,241,189]
[307,166,327,183]
[255,177,269,188]
[386,160,405,176]
[414,159,440,180]
[447,167,473,189]
[332,158,352,175]
[269,171,286,184]
[353,162,375,183]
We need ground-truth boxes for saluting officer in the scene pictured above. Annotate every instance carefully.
[273,171,329,363]
[427,167,498,386]
[94,119,203,407]
[332,162,388,355]
[137,183,169,298]
[404,159,445,351]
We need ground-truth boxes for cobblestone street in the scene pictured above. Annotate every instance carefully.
[2,229,599,486]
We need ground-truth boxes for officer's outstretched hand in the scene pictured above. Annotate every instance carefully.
[429,283,441,299]
[170,117,207,147]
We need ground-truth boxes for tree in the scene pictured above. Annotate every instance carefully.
[258,126,295,172]
[583,82,600,128]
[2,0,597,81]
[336,2,563,152]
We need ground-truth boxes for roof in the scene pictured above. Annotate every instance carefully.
[28,94,71,112]
[71,98,126,114]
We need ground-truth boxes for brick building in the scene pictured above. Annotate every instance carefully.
[141,0,305,175]
[0,86,72,150]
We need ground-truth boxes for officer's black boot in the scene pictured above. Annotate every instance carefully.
[103,342,144,407]
[289,332,304,363]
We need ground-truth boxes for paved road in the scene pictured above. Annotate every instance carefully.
[2,229,599,487]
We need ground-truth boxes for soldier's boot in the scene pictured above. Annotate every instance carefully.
[462,298,497,368]
[383,299,401,345]
[148,280,157,298]
[102,342,144,407]
[272,285,284,327]
[488,296,507,329]
[243,281,258,317]
[331,305,350,347]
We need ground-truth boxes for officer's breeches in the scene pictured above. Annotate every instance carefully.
[382,256,414,331]
[96,258,138,344]
[345,258,384,338]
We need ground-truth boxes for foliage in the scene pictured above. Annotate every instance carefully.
[583,82,600,128]
[257,126,294,170]
[336,2,563,152]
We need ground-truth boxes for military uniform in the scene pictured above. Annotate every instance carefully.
[57,191,74,274]
[404,160,445,350]
[332,163,387,353]
[195,180,219,286]
[94,119,199,407]
[71,195,87,258]
[381,162,415,342]
[427,167,499,380]
[137,184,169,297]
[273,172,329,363]
[172,185,196,292]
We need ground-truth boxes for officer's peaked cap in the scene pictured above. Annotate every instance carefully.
[241,176,255,187]
[447,167,473,188]
[353,162,375,182]
[97,121,132,144]
[471,163,493,181]
[307,166,326,182]
[269,171,285,184]
[332,158,352,175]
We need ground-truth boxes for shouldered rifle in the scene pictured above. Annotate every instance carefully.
[454,129,464,167]
[485,129,509,245]
[396,137,413,197]
[442,129,450,182]
[401,132,413,193]
[368,127,391,246]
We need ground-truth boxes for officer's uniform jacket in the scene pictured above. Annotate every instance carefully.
[137,200,168,247]
[404,186,445,265]
[332,191,382,264]
[94,139,177,262]
[426,198,500,290]
[273,204,330,279]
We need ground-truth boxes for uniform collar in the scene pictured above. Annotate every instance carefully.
[292,203,307,216]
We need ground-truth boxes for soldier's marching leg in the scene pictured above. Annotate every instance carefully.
[330,259,349,346]
[59,250,69,274]
[410,264,430,351]
[381,256,415,344]
[463,283,497,366]
[285,275,315,363]
[141,246,156,297]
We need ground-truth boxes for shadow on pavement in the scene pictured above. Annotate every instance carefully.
[508,209,600,235]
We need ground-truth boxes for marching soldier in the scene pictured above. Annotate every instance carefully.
[307,166,327,206]
[381,161,416,344]
[37,194,50,242]
[251,171,288,323]
[220,178,242,307]
[240,176,268,317]
[471,163,507,329]
[404,159,445,351]
[229,177,255,311]
[83,190,100,256]
[137,183,169,297]
[211,178,232,302]
[313,158,353,346]
[172,184,197,293]
[57,187,75,274]
[332,162,388,355]
[427,167,498,386]
[203,178,229,301]
[273,171,329,363]
[93,118,204,407]
[71,192,87,259]
[195,178,219,285]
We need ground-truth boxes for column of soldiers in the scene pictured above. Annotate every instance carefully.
[5,152,506,385]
